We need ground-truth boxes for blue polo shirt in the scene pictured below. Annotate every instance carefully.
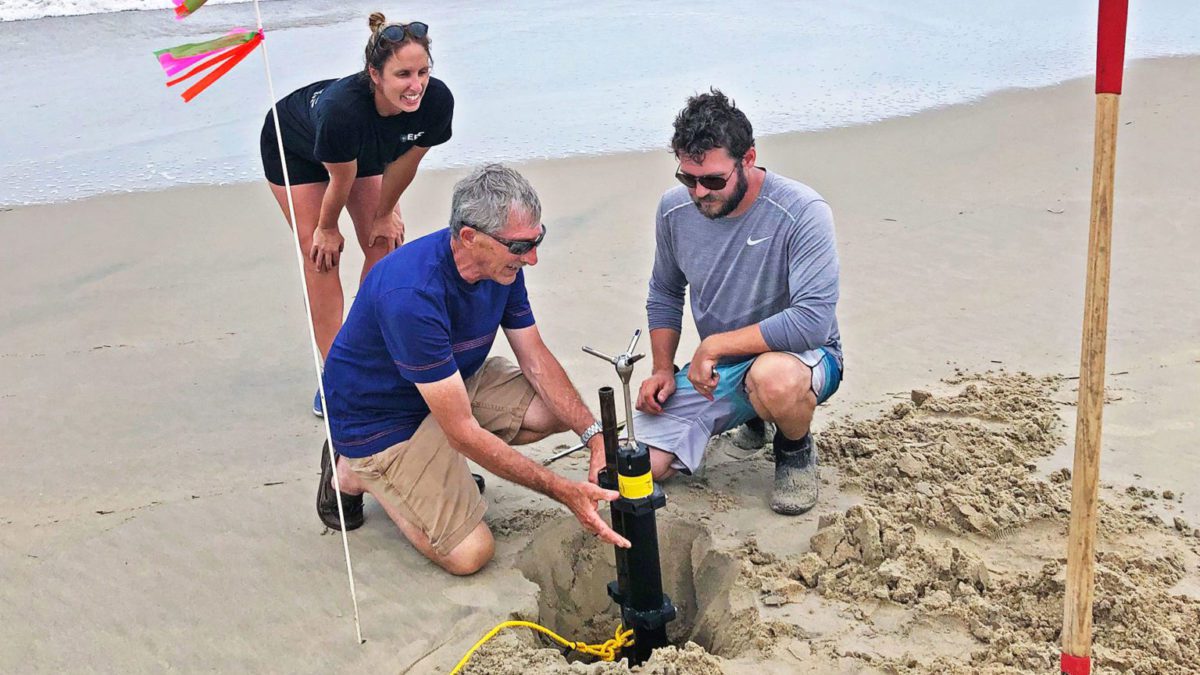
[322,228,535,458]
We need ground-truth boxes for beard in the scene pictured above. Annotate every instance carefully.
[693,164,749,219]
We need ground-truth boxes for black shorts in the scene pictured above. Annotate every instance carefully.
[259,112,386,186]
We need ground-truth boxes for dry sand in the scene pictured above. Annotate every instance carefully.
[1,56,1198,673]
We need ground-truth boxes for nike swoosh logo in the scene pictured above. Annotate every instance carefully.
[746,236,772,246]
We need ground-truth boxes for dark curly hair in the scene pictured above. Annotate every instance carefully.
[670,88,755,163]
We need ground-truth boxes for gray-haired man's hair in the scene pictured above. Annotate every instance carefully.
[449,164,542,238]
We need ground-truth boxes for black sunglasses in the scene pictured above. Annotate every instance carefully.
[472,223,547,255]
[380,21,429,42]
[675,164,737,191]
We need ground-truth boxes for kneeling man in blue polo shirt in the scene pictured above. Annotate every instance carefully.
[319,163,628,575]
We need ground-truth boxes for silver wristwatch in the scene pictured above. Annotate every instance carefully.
[580,420,603,446]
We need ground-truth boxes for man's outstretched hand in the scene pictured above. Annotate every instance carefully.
[557,480,630,548]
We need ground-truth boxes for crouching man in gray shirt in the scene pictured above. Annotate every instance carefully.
[595,89,844,515]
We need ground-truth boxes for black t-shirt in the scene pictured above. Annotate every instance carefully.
[274,74,453,174]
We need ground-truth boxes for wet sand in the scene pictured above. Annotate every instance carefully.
[1,56,1197,673]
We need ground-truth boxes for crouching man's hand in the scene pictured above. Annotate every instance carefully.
[687,338,721,401]
[637,369,677,414]
[555,479,630,548]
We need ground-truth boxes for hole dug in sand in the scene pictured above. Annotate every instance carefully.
[510,514,764,670]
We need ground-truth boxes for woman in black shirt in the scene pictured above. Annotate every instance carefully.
[260,12,452,416]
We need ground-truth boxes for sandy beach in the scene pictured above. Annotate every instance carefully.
[1,55,1198,673]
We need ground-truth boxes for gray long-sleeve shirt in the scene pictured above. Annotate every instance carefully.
[646,170,843,366]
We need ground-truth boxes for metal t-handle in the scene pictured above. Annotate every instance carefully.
[583,329,644,445]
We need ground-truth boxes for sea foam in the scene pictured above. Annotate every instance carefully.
[0,0,249,23]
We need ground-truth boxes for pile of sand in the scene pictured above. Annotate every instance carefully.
[741,372,1200,674]
[821,372,1068,535]
[940,549,1200,674]
[798,505,987,608]
[904,549,1200,674]
[739,500,1200,673]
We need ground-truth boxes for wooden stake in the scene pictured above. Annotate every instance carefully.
[1060,3,1128,669]
[1060,93,1120,675]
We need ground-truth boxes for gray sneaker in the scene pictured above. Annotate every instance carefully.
[770,432,818,515]
[731,417,774,451]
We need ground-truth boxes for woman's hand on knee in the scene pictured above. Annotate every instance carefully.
[367,212,404,252]
[310,227,345,272]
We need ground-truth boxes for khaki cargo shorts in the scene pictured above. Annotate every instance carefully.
[344,357,536,556]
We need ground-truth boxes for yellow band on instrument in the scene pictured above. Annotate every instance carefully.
[618,471,653,499]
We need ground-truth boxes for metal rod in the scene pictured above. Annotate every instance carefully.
[625,329,642,358]
[540,423,625,466]
[254,2,362,642]
[621,381,637,446]
[582,346,615,362]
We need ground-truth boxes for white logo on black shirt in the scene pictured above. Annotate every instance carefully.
[401,131,425,142]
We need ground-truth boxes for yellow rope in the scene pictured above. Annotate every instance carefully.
[450,620,635,674]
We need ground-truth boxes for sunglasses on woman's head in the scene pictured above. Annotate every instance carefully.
[468,223,547,255]
[380,21,429,42]
[675,164,737,191]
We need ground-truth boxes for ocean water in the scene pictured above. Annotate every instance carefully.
[1,0,1198,207]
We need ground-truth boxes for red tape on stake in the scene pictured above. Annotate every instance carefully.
[1061,652,1092,675]
[1096,0,1129,94]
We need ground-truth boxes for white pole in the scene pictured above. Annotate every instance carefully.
[252,0,364,644]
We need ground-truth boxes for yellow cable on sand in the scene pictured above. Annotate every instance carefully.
[451,620,634,674]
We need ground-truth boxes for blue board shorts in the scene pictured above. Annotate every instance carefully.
[632,347,842,474]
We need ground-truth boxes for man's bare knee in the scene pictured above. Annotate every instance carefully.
[520,395,571,433]
[510,428,549,445]
[749,364,809,407]
[512,397,571,445]
[649,448,678,481]
[438,522,495,576]
[747,353,818,429]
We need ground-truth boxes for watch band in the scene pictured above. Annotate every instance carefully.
[580,420,604,446]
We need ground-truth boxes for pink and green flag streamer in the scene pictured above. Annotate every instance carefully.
[154,29,263,102]
[172,0,208,20]
[155,29,251,75]
[153,0,264,103]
